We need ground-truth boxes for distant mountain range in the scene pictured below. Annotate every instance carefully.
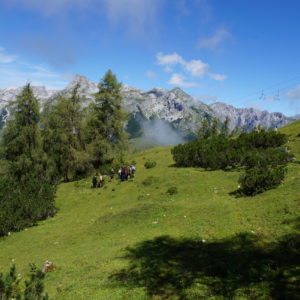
[0,75,298,143]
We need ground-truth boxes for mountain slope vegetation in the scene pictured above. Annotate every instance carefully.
[0,121,299,299]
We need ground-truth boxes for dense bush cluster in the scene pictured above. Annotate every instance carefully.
[172,129,292,196]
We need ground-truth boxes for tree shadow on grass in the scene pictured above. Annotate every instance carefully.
[111,231,300,299]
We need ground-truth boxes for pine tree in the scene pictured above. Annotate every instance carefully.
[0,84,56,235]
[86,70,128,168]
[2,84,44,180]
[43,84,90,182]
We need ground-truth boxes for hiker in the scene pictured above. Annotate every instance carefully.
[131,165,136,178]
[127,166,132,179]
[109,168,115,182]
[98,173,104,188]
[118,167,122,180]
[92,174,97,188]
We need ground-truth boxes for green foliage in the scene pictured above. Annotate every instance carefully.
[85,70,128,168]
[2,84,44,180]
[42,84,91,182]
[239,166,286,196]
[0,174,56,236]
[172,129,291,196]
[166,186,178,195]
[144,160,156,169]
[0,264,48,300]
[0,84,56,236]
[172,129,289,170]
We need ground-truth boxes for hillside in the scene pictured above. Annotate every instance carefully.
[0,122,299,299]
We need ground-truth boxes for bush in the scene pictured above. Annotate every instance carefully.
[239,166,286,196]
[144,161,156,169]
[0,264,49,299]
[166,187,178,195]
[0,174,56,237]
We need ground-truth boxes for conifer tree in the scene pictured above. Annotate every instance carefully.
[0,84,56,235]
[86,70,128,168]
[2,84,44,180]
[43,84,90,182]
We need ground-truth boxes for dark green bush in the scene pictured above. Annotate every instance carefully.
[144,161,156,169]
[166,187,178,195]
[171,130,291,196]
[239,166,286,196]
[0,174,56,237]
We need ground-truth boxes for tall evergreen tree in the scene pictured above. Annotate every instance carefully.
[86,70,128,168]
[43,84,90,182]
[2,84,44,180]
[0,84,56,235]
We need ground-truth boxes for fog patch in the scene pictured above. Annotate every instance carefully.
[141,119,184,146]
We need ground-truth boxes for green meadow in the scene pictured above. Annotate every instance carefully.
[0,121,300,299]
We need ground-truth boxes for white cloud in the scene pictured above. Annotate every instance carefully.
[197,27,233,50]
[209,73,227,81]
[146,71,157,80]
[167,73,199,88]
[156,52,208,78]
[286,84,300,100]
[156,52,226,83]
[156,52,185,66]
[0,47,18,63]
[184,60,208,77]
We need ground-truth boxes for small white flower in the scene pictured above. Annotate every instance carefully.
[183,216,187,218]
[8,232,11,236]
[237,185,241,189]
[202,239,206,243]
[152,221,158,224]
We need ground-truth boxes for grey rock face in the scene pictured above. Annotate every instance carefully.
[0,75,297,137]
[210,102,294,131]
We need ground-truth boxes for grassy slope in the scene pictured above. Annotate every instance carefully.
[0,122,300,299]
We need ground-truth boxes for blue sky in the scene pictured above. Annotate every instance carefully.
[0,0,300,116]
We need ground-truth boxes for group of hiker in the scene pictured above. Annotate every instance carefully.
[92,165,136,188]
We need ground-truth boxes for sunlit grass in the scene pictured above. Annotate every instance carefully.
[0,122,299,299]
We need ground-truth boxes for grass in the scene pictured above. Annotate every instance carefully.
[0,122,300,299]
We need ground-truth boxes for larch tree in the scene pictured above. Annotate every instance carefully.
[42,84,90,182]
[86,70,128,168]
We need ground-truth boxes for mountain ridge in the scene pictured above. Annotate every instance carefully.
[0,75,298,139]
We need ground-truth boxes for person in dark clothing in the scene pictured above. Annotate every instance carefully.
[92,175,97,188]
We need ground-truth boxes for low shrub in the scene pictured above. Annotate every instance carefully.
[0,264,49,299]
[144,161,157,169]
[239,166,286,196]
[166,187,178,195]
